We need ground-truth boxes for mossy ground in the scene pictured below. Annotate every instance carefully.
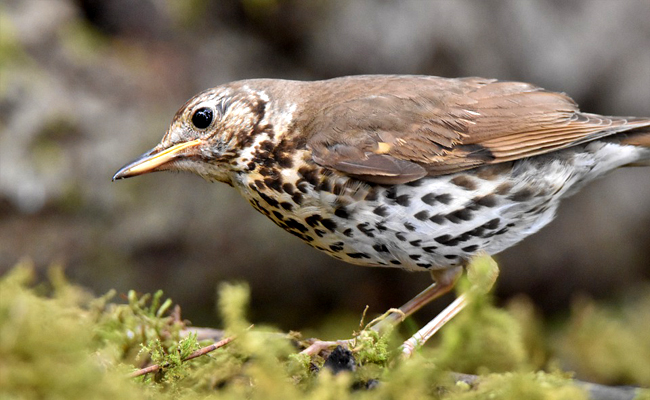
[1,258,648,399]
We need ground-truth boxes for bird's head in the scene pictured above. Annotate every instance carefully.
[112,83,271,185]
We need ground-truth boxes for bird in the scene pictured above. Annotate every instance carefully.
[113,75,650,352]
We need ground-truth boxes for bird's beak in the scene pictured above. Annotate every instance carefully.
[112,139,202,181]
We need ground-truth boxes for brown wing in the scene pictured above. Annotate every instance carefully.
[304,75,648,184]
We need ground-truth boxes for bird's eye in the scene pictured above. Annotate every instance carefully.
[191,107,214,129]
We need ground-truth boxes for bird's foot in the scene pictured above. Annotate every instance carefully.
[300,308,402,356]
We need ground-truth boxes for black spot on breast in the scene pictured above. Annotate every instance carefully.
[375,223,387,231]
[406,180,423,187]
[483,218,501,230]
[461,245,479,252]
[409,240,421,247]
[317,179,332,193]
[465,226,486,237]
[444,255,458,260]
[457,232,473,242]
[259,167,275,177]
[384,186,397,200]
[321,219,337,232]
[347,252,370,259]
[422,246,437,253]
[282,183,295,194]
[272,211,284,220]
[271,139,295,168]
[395,232,407,241]
[314,229,326,237]
[373,205,389,217]
[509,187,534,202]
[286,218,309,233]
[390,260,402,265]
[475,194,498,207]
[416,263,432,268]
[277,156,293,168]
[296,182,309,193]
[495,182,513,195]
[373,244,389,253]
[305,215,322,227]
[332,183,344,196]
[254,179,266,190]
[409,254,421,261]
[435,235,452,244]
[429,214,445,224]
[414,211,430,221]
[357,223,375,238]
[404,222,416,231]
[298,166,319,186]
[436,194,452,204]
[334,207,349,219]
[251,198,263,210]
[450,175,477,190]
[259,140,274,152]
[291,192,303,205]
[258,192,279,208]
[421,193,437,205]
[447,209,473,223]
[435,235,461,246]
[286,230,312,242]
[280,202,293,211]
[395,195,411,206]
[343,228,354,237]
[329,242,344,252]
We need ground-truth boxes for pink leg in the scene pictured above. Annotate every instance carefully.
[373,266,463,331]
[401,293,468,357]
[401,255,500,357]
[301,266,464,356]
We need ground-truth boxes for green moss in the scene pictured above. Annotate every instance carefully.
[448,372,588,400]
[0,262,143,399]
[558,291,650,386]
[0,258,648,399]
[431,256,527,374]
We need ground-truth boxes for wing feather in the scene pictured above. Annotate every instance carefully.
[303,76,650,184]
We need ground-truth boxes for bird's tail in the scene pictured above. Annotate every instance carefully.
[620,128,650,166]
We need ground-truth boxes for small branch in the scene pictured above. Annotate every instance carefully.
[183,335,235,362]
[129,335,236,378]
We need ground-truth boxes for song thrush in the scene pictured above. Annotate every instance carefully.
[113,75,650,351]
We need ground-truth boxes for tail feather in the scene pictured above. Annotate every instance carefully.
[619,128,650,166]
[620,129,650,147]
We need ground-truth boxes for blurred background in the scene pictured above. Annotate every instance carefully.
[1,0,649,331]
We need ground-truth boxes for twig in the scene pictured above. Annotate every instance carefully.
[129,335,236,378]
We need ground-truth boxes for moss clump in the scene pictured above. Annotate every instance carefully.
[448,371,588,400]
[0,262,143,399]
[431,255,527,373]
[1,258,649,399]
[558,291,650,386]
